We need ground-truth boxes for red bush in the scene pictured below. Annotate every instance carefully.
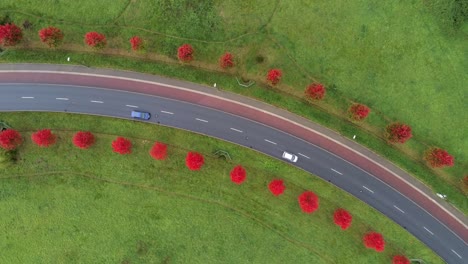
[386,122,412,144]
[149,142,167,160]
[363,232,385,252]
[31,129,56,147]
[84,31,106,49]
[0,23,23,46]
[230,165,246,184]
[177,44,194,62]
[219,52,234,69]
[72,131,95,149]
[186,151,204,170]
[268,179,285,196]
[112,137,132,155]
[305,83,326,100]
[266,69,282,85]
[392,255,410,264]
[333,208,352,230]
[349,103,370,121]
[298,191,319,213]
[425,148,454,168]
[0,129,23,150]
[129,36,143,51]
[38,26,64,48]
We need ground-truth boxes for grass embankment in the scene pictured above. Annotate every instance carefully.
[0,0,466,212]
[0,112,443,263]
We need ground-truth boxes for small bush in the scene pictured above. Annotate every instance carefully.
[129,36,143,51]
[333,208,353,230]
[149,142,167,160]
[266,69,282,85]
[0,23,23,46]
[31,129,56,147]
[298,191,319,213]
[186,152,204,170]
[392,255,410,264]
[84,31,106,49]
[386,122,412,144]
[230,165,246,184]
[363,232,385,252]
[424,147,454,168]
[305,83,326,100]
[268,179,285,196]
[0,129,22,150]
[177,44,194,62]
[72,131,95,149]
[38,26,64,48]
[219,52,234,69]
[112,137,132,155]
[349,103,370,121]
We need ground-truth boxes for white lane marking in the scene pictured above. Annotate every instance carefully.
[393,205,405,213]
[195,118,208,123]
[21,96,34,99]
[90,100,103,103]
[298,153,310,159]
[126,104,138,108]
[55,97,69,100]
[423,226,434,235]
[264,139,277,145]
[331,168,343,175]
[161,110,174,115]
[362,186,374,193]
[230,128,243,133]
[451,249,462,259]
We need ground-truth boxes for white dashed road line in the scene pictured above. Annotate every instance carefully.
[362,186,374,194]
[161,110,174,115]
[264,139,277,145]
[423,226,434,235]
[393,205,405,213]
[126,104,138,108]
[230,128,243,133]
[55,98,69,100]
[451,249,462,259]
[21,96,34,99]
[195,118,208,123]
[298,153,310,159]
[331,168,343,175]
[90,100,103,103]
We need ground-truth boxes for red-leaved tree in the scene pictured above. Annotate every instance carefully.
[177,44,194,62]
[149,142,167,160]
[219,52,234,69]
[266,69,282,85]
[386,122,412,144]
[38,26,64,48]
[424,148,454,168]
[186,151,204,170]
[129,36,143,51]
[230,165,246,184]
[349,103,370,121]
[84,31,106,49]
[112,137,132,155]
[305,83,326,100]
[363,232,385,252]
[72,131,95,149]
[298,191,319,213]
[31,129,56,147]
[392,255,410,264]
[0,129,22,150]
[0,23,23,46]
[268,179,285,196]
[333,208,352,230]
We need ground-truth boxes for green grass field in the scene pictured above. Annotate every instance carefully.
[0,112,443,263]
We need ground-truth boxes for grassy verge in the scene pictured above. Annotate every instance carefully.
[0,112,443,263]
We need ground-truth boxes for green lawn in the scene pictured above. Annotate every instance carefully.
[0,112,443,263]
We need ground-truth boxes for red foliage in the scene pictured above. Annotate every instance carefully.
[305,83,326,100]
[363,232,385,252]
[298,191,319,213]
[84,31,106,49]
[266,69,282,85]
[392,255,410,264]
[349,103,370,121]
[386,122,412,144]
[0,23,23,46]
[186,151,204,170]
[425,148,454,168]
[177,44,194,62]
[268,179,285,196]
[230,165,246,184]
[31,129,56,147]
[149,142,167,160]
[219,52,234,69]
[129,36,143,51]
[38,26,64,48]
[72,131,95,149]
[0,129,23,150]
[333,208,353,230]
[111,137,132,155]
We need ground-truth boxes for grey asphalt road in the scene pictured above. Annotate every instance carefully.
[0,83,466,263]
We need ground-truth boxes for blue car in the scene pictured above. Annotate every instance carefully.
[131,110,151,120]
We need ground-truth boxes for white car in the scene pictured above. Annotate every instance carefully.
[282,151,298,162]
